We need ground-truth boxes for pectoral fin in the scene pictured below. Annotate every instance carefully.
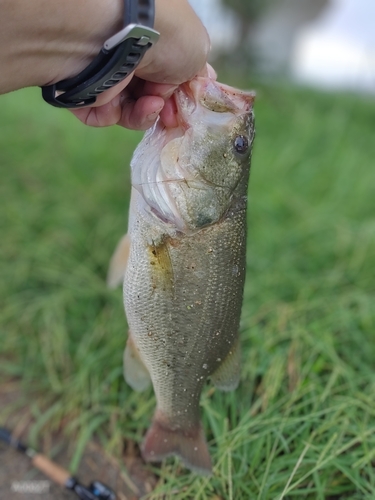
[107,233,131,289]
[210,338,241,391]
[124,333,151,392]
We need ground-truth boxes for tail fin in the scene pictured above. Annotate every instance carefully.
[141,412,212,476]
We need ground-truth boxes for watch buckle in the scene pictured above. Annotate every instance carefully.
[104,24,160,51]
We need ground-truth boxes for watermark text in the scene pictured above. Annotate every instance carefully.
[11,480,50,494]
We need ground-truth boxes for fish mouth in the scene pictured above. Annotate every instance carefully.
[157,77,255,135]
[173,77,255,127]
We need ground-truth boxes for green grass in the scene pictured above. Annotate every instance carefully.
[1,80,375,499]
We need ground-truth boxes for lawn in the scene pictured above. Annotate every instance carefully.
[0,79,375,499]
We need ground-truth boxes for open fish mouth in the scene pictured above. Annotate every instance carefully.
[143,78,255,151]
[174,78,255,126]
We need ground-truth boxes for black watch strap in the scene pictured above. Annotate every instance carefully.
[41,0,159,108]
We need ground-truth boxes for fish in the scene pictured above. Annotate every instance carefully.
[107,76,255,475]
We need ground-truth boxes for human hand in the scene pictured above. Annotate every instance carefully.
[70,0,211,130]
[0,0,210,130]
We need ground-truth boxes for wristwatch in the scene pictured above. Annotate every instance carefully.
[41,0,159,108]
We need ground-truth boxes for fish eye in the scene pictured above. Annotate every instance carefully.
[233,135,249,155]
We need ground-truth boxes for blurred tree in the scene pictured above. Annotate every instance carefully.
[219,0,329,71]
[221,0,273,45]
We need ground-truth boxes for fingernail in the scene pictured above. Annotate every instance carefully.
[158,84,178,99]
[111,94,121,108]
[146,109,162,122]
[207,64,217,80]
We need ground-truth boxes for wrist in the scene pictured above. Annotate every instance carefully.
[49,0,124,84]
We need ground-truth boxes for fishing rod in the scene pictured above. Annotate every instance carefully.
[0,427,115,500]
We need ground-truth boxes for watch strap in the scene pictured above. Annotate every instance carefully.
[41,0,159,108]
[125,0,155,27]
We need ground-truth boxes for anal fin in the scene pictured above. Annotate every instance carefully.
[141,410,212,476]
[107,233,131,289]
[210,338,241,391]
[124,332,151,392]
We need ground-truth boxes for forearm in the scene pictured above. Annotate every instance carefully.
[0,0,123,93]
[0,0,208,95]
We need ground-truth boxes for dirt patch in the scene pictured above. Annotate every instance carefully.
[0,382,157,500]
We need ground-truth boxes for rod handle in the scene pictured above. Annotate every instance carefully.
[32,453,71,486]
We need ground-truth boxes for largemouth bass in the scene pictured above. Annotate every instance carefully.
[108,76,255,474]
